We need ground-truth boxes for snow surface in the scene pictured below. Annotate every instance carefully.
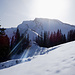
[0,41,75,75]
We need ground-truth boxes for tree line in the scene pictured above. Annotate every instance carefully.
[10,28,30,50]
[35,29,75,48]
[0,28,30,62]
[0,28,75,62]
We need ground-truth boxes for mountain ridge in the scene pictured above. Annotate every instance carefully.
[5,18,75,42]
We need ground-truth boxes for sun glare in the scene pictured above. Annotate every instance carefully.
[35,0,69,19]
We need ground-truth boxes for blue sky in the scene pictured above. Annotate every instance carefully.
[0,0,75,28]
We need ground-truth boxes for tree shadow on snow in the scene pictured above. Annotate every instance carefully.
[40,46,60,55]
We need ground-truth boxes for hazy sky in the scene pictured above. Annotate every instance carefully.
[0,0,75,28]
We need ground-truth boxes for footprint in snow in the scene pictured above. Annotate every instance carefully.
[55,70,60,73]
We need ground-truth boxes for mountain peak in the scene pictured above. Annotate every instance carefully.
[34,18,62,23]
[5,18,75,42]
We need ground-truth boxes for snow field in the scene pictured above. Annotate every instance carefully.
[0,41,75,75]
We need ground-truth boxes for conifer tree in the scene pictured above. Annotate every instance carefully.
[50,32,53,47]
[15,28,20,44]
[44,31,47,47]
[40,32,43,46]
[63,34,66,43]
[0,28,10,62]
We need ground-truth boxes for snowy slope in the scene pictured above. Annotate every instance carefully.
[5,28,17,42]
[5,28,17,38]
[0,41,75,75]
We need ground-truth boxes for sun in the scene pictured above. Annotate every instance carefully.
[34,0,69,19]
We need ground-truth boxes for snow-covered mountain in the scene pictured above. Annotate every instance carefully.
[18,18,75,35]
[0,41,75,75]
[5,18,75,41]
[0,18,75,74]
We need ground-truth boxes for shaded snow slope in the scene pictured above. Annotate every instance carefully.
[5,28,17,42]
[5,28,17,38]
[0,41,75,75]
